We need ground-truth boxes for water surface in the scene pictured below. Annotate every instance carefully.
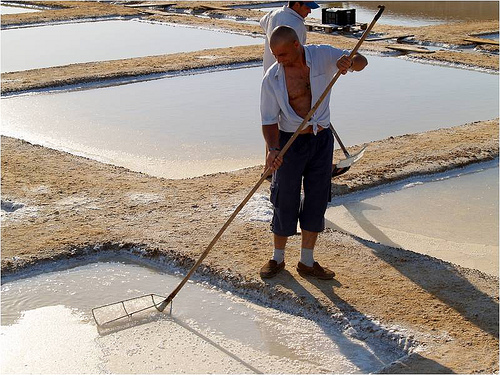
[1,258,405,373]
[1,19,263,72]
[2,55,497,178]
[326,161,499,275]
[0,5,41,14]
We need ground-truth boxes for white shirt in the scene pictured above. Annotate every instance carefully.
[260,5,307,73]
[261,44,349,134]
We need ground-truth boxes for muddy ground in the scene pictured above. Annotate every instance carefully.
[1,1,499,373]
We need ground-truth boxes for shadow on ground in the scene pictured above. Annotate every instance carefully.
[327,181,499,341]
[262,269,455,373]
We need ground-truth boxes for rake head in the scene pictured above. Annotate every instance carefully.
[92,294,170,327]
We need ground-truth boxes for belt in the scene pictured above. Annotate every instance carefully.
[299,125,326,134]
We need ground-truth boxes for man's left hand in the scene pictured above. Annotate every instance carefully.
[337,55,352,75]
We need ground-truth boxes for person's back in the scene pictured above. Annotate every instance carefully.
[259,2,318,73]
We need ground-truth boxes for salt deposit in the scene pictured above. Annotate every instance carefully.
[1,259,409,373]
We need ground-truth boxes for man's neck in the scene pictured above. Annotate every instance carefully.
[293,48,307,69]
[288,5,304,19]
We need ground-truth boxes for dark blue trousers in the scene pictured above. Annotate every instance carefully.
[270,129,333,237]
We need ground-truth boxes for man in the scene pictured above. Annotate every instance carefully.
[260,1,319,180]
[260,26,367,279]
[260,1,349,178]
[260,1,319,74]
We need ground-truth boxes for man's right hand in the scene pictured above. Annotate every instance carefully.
[266,150,283,171]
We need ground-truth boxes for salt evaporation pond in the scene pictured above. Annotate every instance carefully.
[1,19,263,73]
[326,160,499,276]
[256,1,499,26]
[2,55,498,178]
[1,257,408,373]
[0,5,41,15]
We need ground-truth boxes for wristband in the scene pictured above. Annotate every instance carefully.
[268,147,281,152]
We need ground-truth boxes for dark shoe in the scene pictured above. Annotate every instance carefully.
[297,261,335,280]
[260,260,285,278]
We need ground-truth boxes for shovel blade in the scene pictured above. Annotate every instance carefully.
[336,146,367,169]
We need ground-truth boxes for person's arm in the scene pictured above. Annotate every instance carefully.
[260,73,283,172]
[337,53,368,75]
[262,124,283,171]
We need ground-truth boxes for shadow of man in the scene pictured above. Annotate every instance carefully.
[355,236,499,340]
[262,269,454,373]
[326,201,402,248]
[327,196,498,340]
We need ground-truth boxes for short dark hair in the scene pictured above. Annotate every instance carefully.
[288,1,304,8]
[270,25,299,47]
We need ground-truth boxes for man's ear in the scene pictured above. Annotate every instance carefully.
[290,2,300,12]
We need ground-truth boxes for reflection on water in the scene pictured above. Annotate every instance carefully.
[326,161,499,275]
[1,19,263,73]
[479,32,499,41]
[258,1,498,26]
[1,259,404,373]
[344,1,499,25]
[1,55,497,178]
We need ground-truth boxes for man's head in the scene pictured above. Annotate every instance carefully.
[288,1,319,18]
[270,26,303,67]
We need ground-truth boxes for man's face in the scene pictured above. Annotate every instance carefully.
[271,40,300,67]
[294,3,312,18]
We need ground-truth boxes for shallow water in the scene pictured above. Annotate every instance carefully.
[1,258,405,373]
[479,32,499,41]
[1,19,263,73]
[0,5,41,15]
[326,160,499,276]
[2,55,498,178]
[257,1,498,26]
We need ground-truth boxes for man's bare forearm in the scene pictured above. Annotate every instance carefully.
[262,123,280,149]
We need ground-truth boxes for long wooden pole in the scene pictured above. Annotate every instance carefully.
[158,5,385,312]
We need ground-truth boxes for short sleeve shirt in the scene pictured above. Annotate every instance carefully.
[261,44,349,134]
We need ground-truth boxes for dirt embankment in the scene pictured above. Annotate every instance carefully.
[1,2,499,373]
[0,1,141,26]
[1,1,498,95]
[2,119,499,373]
[0,45,265,94]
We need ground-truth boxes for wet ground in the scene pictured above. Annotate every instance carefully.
[1,257,407,373]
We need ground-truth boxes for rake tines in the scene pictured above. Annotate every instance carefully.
[92,293,170,327]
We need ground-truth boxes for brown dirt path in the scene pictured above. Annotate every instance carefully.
[0,1,141,26]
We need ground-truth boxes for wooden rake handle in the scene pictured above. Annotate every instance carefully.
[158,5,385,312]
